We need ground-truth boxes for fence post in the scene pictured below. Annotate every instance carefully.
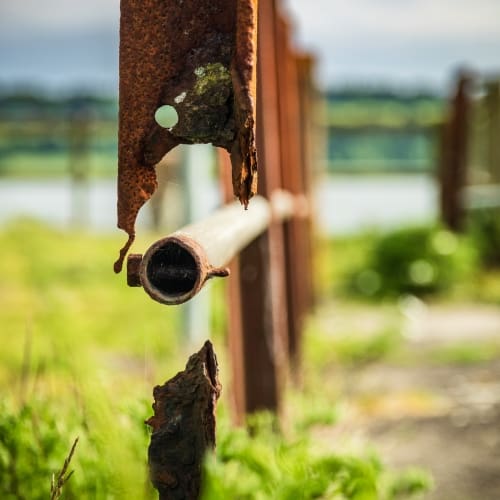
[485,80,500,183]
[274,15,312,379]
[295,53,317,312]
[220,0,292,421]
[439,72,471,231]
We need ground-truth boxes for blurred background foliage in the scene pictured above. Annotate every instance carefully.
[0,88,443,178]
[0,94,117,177]
[325,90,443,173]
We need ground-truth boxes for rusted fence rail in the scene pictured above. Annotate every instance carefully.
[126,191,303,306]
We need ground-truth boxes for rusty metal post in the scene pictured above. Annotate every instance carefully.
[485,80,500,183]
[274,15,311,376]
[218,150,247,423]
[218,185,289,419]
[219,0,291,420]
[240,0,291,415]
[115,0,259,273]
[440,71,472,231]
[295,53,317,312]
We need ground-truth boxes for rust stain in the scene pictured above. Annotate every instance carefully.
[115,0,258,272]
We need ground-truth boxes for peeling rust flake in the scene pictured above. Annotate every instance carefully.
[115,0,259,273]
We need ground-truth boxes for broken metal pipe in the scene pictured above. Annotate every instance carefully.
[128,192,303,305]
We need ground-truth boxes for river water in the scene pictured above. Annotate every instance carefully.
[0,174,438,235]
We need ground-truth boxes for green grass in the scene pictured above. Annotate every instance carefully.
[304,320,402,371]
[0,220,433,499]
[202,413,431,500]
[0,219,187,380]
[0,220,185,499]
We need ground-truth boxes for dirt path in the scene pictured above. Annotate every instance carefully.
[356,361,500,499]
[323,302,500,499]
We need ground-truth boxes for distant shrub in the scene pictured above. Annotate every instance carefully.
[468,208,500,268]
[348,226,475,298]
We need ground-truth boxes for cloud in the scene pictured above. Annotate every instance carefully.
[0,0,119,34]
[286,0,500,42]
[1,0,499,89]
[285,0,500,86]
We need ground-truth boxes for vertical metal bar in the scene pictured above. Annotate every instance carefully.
[225,254,247,422]
[295,53,317,312]
[220,152,284,419]
[274,16,308,375]
[219,150,247,423]
[440,72,471,231]
[245,0,289,414]
[485,80,500,183]
[220,0,289,419]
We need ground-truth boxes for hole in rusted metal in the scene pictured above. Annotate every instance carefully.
[146,241,197,298]
[154,105,179,129]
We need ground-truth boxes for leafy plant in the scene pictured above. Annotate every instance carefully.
[468,208,500,268]
[0,394,154,500]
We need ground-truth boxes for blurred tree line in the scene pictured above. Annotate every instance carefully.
[325,87,445,173]
[0,90,117,177]
[0,87,446,178]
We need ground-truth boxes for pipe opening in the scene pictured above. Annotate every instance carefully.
[146,241,198,298]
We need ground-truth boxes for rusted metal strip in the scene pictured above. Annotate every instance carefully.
[275,16,316,376]
[217,149,247,423]
[295,53,317,311]
[115,0,259,273]
[146,340,221,500]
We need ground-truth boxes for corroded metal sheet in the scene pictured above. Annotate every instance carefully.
[115,0,258,272]
[146,340,221,498]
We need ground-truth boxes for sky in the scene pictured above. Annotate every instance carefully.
[0,0,499,93]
